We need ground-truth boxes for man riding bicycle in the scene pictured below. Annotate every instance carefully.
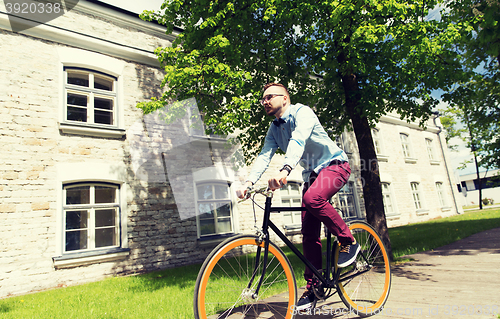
[237,83,360,311]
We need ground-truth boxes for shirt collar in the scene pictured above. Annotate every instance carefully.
[272,105,292,127]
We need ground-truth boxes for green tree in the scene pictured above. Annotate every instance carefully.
[442,0,500,168]
[441,80,499,209]
[139,0,469,259]
[441,0,500,208]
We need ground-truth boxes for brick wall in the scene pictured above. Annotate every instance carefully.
[0,1,463,299]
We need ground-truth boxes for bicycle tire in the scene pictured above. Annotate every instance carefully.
[194,234,297,319]
[336,221,391,316]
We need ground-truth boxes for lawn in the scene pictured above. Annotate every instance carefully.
[1,208,499,319]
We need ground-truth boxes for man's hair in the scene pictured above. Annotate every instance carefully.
[263,83,289,96]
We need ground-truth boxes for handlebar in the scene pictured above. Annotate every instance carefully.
[238,186,273,203]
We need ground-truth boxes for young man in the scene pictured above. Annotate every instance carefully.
[237,83,360,311]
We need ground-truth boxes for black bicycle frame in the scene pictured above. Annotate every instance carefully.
[251,195,336,297]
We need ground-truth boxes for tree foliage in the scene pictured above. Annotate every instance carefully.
[139,0,470,258]
[442,0,499,164]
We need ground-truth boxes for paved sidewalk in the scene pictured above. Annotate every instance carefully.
[295,228,500,319]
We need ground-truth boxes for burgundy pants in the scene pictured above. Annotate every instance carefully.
[301,161,354,289]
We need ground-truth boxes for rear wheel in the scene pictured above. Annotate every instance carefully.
[336,221,391,316]
[194,235,297,319]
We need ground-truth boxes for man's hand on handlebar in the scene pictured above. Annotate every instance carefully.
[236,181,254,199]
[268,170,288,191]
[237,170,288,199]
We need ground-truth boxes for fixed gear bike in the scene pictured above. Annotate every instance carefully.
[194,187,391,318]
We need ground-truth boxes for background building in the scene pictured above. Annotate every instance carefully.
[456,169,500,206]
[0,0,462,299]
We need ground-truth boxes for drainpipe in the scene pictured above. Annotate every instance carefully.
[433,113,462,214]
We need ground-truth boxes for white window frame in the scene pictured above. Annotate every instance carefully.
[338,181,359,220]
[400,133,417,163]
[372,128,383,155]
[400,133,411,158]
[425,138,435,160]
[435,182,448,207]
[195,181,235,238]
[381,182,398,217]
[57,47,125,138]
[410,182,423,210]
[426,138,441,165]
[63,183,120,253]
[279,181,303,230]
[54,162,129,269]
[372,128,389,162]
[64,68,117,127]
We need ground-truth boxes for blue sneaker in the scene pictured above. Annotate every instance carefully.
[337,240,360,268]
[295,289,317,311]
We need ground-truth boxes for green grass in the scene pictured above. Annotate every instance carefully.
[1,208,499,319]
[390,208,500,260]
[0,264,201,319]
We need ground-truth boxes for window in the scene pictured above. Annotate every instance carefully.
[400,133,411,158]
[461,181,467,191]
[435,182,447,207]
[410,182,422,210]
[338,181,358,219]
[372,128,382,155]
[196,182,233,237]
[335,132,352,154]
[381,183,396,215]
[63,183,120,252]
[372,128,388,162]
[64,68,117,127]
[425,138,435,160]
[426,138,440,164]
[280,182,302,228]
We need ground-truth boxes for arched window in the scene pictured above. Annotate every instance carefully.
[64,68,117,126]
[410,182,422,210]
[63,183,120,252]
[400,133,412,158]
[381,182,396,215]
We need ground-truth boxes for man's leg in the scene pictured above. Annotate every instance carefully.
[296,175,323,311]
[301,189,322,290]
[302,162,354,245]
[298,162,358,310]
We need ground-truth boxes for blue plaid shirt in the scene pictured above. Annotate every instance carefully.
[247,103,347,183]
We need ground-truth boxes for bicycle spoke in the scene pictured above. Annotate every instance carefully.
[195,236,296,319]
[337,222,391,315]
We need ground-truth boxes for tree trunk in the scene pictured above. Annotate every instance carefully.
[341,72,393,260]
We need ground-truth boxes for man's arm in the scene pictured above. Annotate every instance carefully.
[237,126,278,198]
[246,126,279,184]
[282,105,317,169]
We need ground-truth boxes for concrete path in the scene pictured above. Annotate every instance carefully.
[295,228,500,319]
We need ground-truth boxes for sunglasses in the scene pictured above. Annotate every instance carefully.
[260,94,284,105]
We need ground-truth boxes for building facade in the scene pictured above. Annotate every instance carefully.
[370,113,464,226]
[0,0,462,299]
[456,169,500,206]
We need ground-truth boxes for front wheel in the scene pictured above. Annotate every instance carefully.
[194,235,297,319]
[336,221,392,316]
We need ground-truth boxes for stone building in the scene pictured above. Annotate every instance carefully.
[0,0,462,299]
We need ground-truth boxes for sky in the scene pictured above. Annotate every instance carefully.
[98,0,164,14]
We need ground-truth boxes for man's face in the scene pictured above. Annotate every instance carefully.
[261,86,287,118]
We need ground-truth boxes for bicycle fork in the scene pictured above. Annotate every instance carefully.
[245,196,273,300]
